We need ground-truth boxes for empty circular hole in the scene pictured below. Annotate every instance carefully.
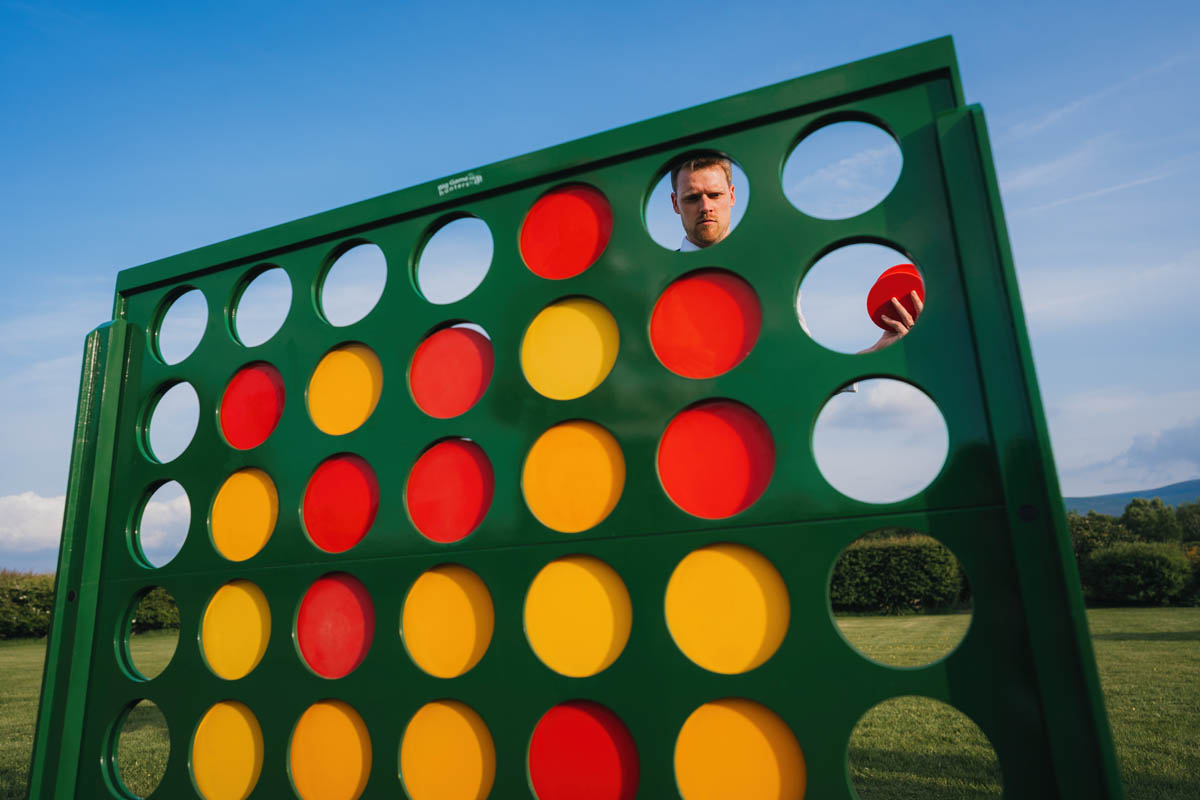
[155,289,208,364]
[134,482,190,567]
[812,379,948,504]
[113,699,170,798]
[849,696,1001,799]
[830,530,971,667]
[145,382,199,463]
[645,156,749,250]
[529,701,639,800]
[320,242,387,326]
[233,266,292,346]
[123,588,179,680]
[782,120,902,219]
[798,243,925,354]
[400,701,494,800]
[415,216,493,304]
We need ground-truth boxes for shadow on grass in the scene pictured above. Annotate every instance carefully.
[850,747,1002,799]
[1124,769,1200,800]
[1091,630,1200,642]
[0,764,27,800]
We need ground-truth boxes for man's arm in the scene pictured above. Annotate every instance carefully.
[858,291,923,354]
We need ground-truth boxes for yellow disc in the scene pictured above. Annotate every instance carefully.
[307,343,383,435]
[402,565,494,678]
[211,468,277,561]
[400,700,495,800]
[290,700,372,800]
[192,701,264,800]
[521,297,619,400]
[524,555,631,677]
[201,580,271,680]
[675,699,806,800]
[665,543,789,674]
[522,420,624,533]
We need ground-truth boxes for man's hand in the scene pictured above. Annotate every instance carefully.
[859,291,923,354]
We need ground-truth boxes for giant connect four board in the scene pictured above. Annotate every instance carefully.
[29,38,1123,800]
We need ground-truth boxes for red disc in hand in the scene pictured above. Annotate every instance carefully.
[867,264,924,330]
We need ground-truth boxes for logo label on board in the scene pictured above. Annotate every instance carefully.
[437,172,483,197]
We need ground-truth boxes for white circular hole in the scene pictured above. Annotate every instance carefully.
[416,217,493,304]
[645,158,749,250]
[783,120,902,219]
[798,243,924,354]
[136,482,190,568]
[156,289,207,365]
[234,267,292,346]
[813,378,948,504]
[321,243,387,326]
[146,382,199,464]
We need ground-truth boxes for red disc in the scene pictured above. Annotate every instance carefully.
[520,185,613,279]
[528,701,639,800]
[409,327,494,418]
[219,362,285,449]
[406,440,493,543]
[650,269,761,379]
[302,455,379,553]
[296,573,375,678]
[658,400,775,519]
[867,264,924,330]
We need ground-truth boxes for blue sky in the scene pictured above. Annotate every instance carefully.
[2,0,1198,571]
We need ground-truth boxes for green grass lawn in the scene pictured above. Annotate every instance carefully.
[2,610,1197,799]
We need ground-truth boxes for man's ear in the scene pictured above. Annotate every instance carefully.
[729,184,736,206]
[671,192,681,215]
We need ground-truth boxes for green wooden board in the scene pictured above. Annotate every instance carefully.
[28,36,1123,800]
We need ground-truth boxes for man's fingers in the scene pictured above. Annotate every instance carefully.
[889,296,915,327]
[910,290,924,316]
[879,314,907,334]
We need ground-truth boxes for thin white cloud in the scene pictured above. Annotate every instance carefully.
[1021,172,1173,214]
[999,135,1111,193]
[0,492,65,552]
[1007,54,1190,139]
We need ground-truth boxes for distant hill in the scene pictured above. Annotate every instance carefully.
[1064,478,1200,516]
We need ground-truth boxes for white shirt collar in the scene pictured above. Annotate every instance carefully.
[679,237,702,252]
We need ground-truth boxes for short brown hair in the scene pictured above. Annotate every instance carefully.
[670,155,733,193]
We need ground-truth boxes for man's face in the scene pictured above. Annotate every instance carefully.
[671,165,736,247]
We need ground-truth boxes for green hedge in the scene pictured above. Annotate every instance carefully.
[1079,542,1191,605]
[0,571,55,638]
[830,535,964,614]
[0,572,180,639]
